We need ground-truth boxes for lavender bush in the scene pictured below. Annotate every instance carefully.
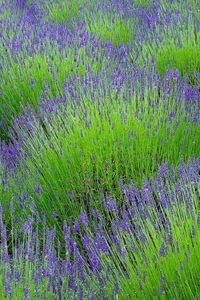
[0,158,200,299]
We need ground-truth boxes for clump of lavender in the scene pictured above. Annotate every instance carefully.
[0,158,199,299]
[77,157,200,299]
[0,204,101,299]
[4,61,199,231]
[130,1,200,85]
[0,5,124,139]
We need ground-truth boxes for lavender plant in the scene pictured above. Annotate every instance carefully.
[0,24,120,139]
[74,157,200,299]
[85,10,135,47]
[0,205,101,299]
[42,0,88,25]
[2,65,199,231]
[0,158,199,299]
[130,3,200,84]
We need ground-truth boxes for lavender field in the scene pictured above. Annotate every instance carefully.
[0,0,200,299]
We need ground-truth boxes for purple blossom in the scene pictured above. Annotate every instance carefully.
[197,211,200,230]
[121,247,126,260]
[73,223,79,235]
[90,291,95,300]
[35,183,41,194]
[63,220,71,252]
[79,212,88,228]
[159,243,166,257]
[105,197,118,213]
[18,196,24,209]
[24,286,29,300]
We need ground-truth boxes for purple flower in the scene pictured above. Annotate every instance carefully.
[35,183,41,194]
[22,216,34,235]
[18,196,24,209]
[121,247,126,260]
[24,286,29,300]
[105,197,118,213]
[191,224,195,238]
[69,276,77,292]
[139,233,146,245]
[197,211,200,230]
[90,291,95,300]
[159,243,166,257]
[73,223,79,235]
[180,261,184,272]
[63,220,71,252]
[160,271,165,295]
[79,212,88,228]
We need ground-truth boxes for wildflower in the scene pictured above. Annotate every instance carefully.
[180,261,184,272]
[191,224,195,238]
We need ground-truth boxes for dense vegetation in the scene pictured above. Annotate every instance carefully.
[0,0,200,299]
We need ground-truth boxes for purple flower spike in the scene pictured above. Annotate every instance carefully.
[197,211,200,230]
[35,183,41,194]
[24,286,29,300]
[159,243,166,257]
[90,291,95,300]
[18,196,24,209]
[121,247,126,260]
[160,271,165,295]
[105,197,118,213]
[73,223,79,235]
[79,211,88,228]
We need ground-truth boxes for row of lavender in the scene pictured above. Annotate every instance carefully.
[0,0,200,299]
[1,158,200,299]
